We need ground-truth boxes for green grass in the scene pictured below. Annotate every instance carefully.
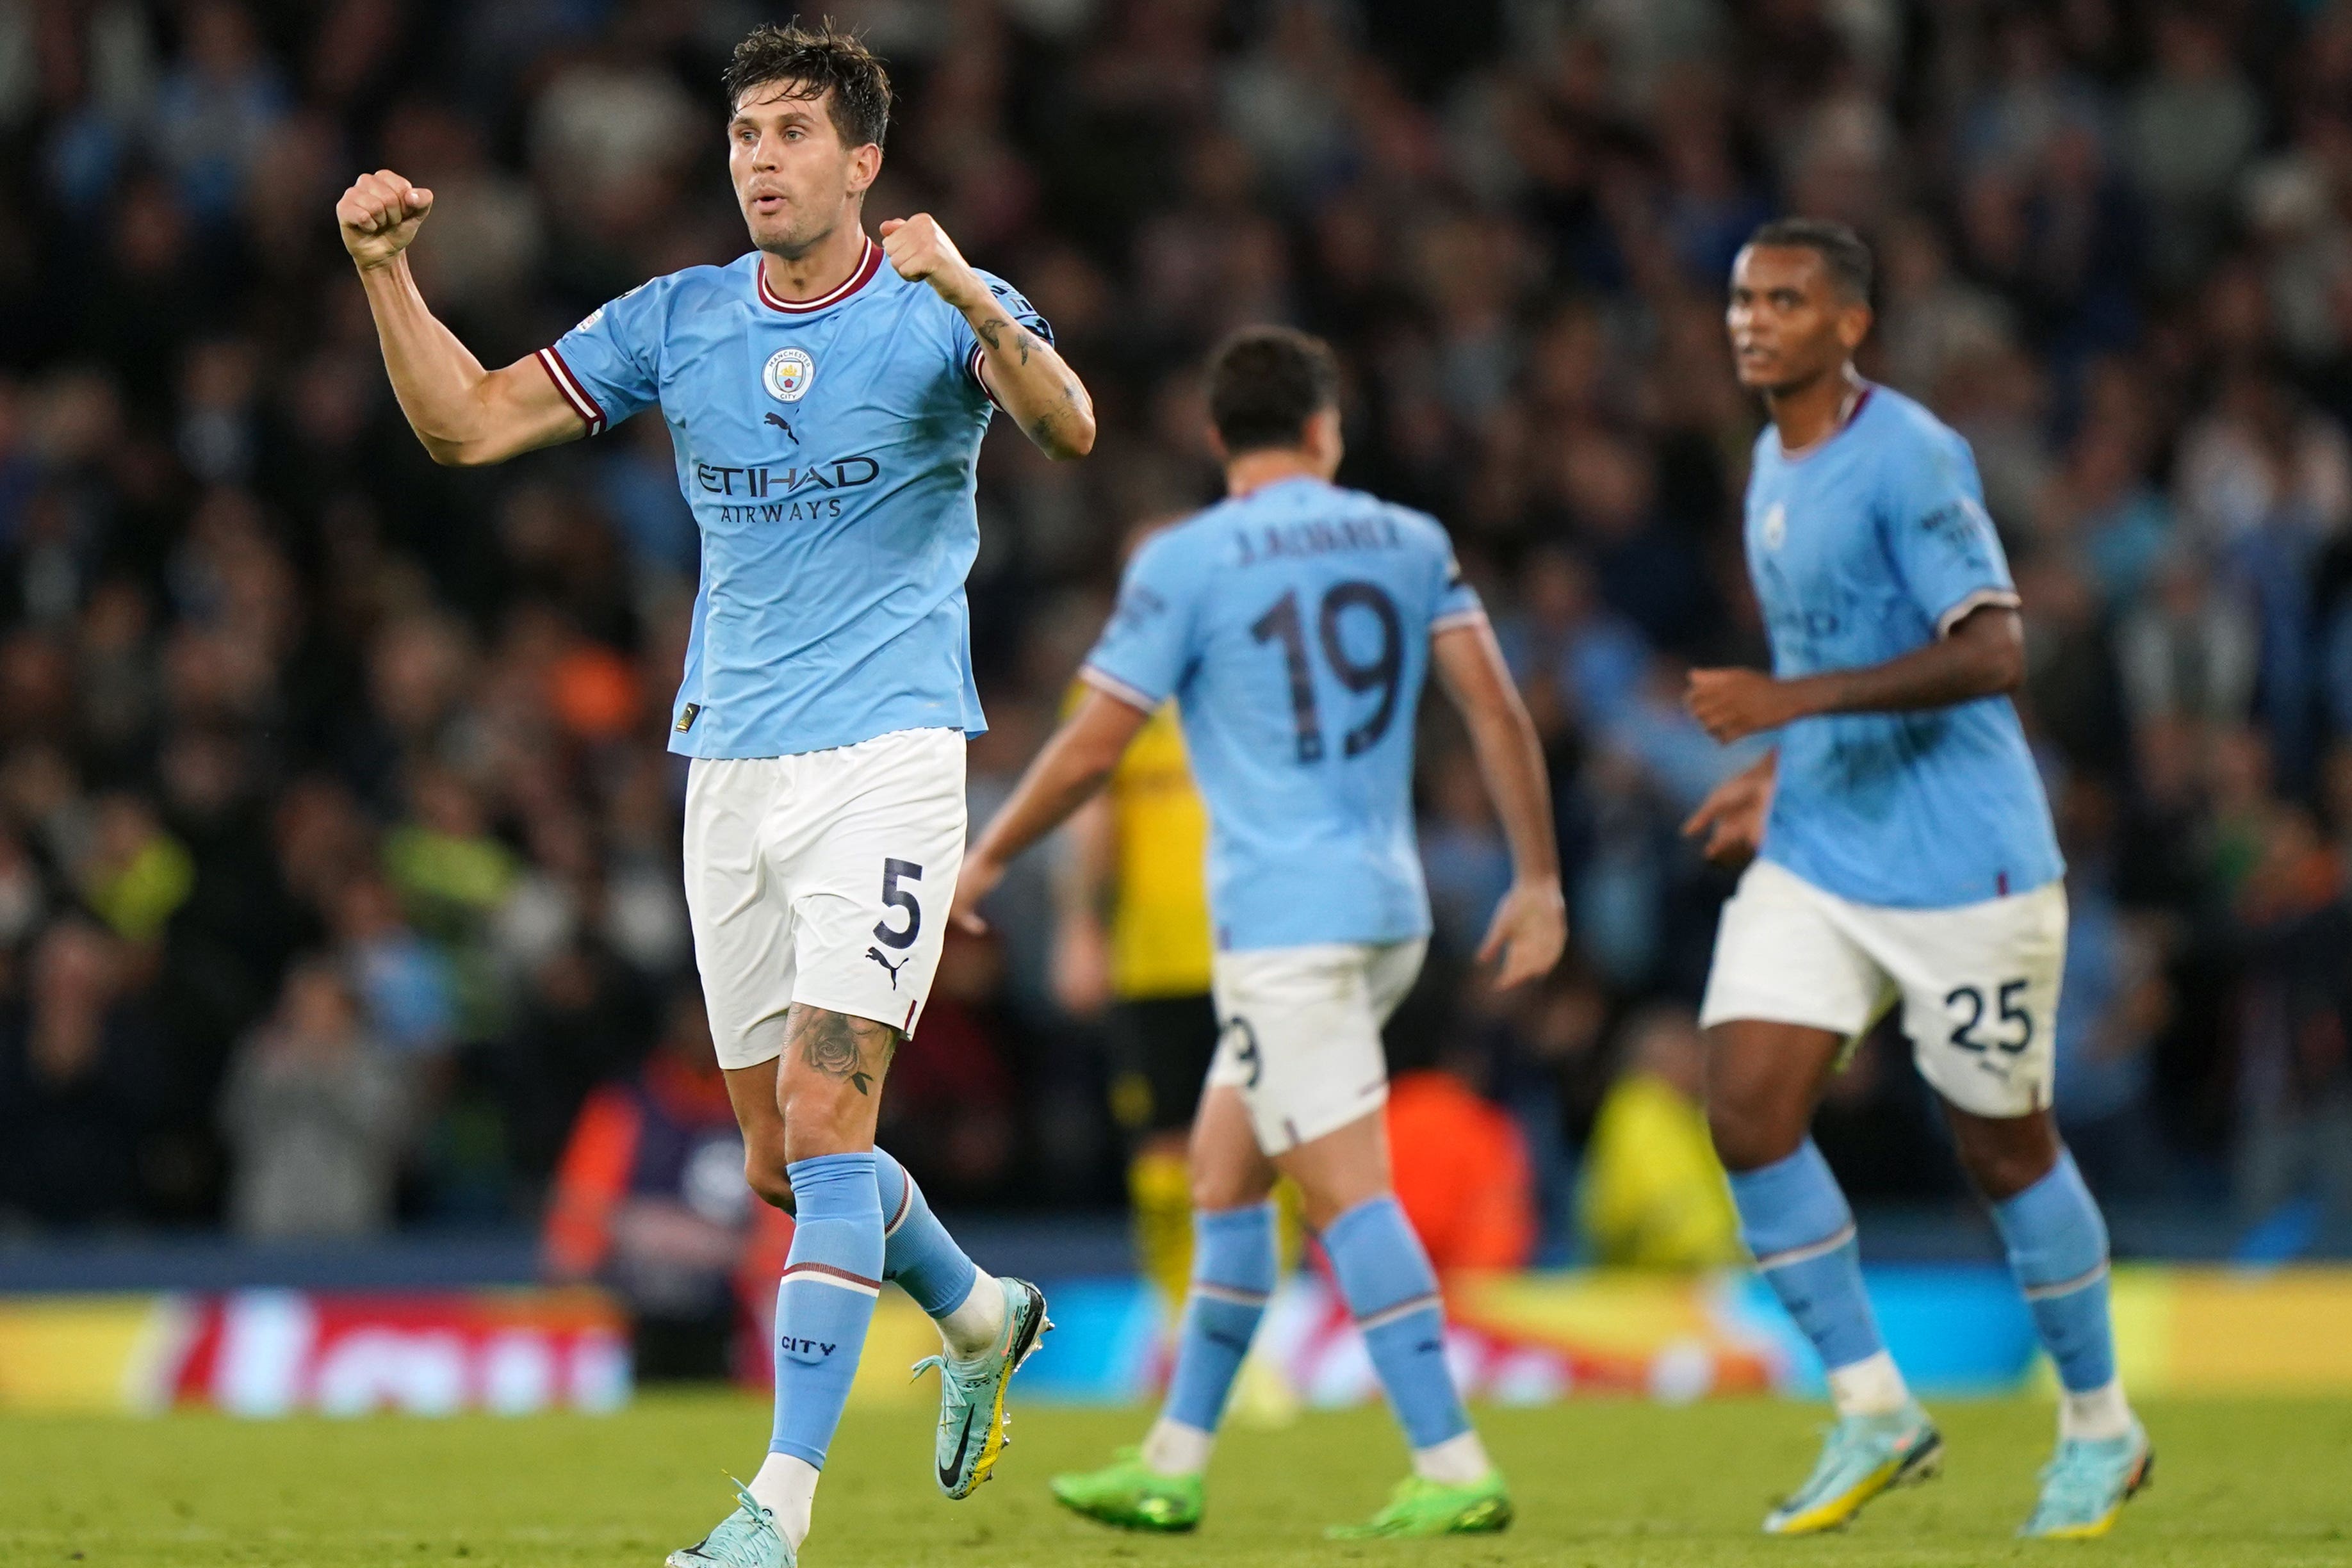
[2,1393,2348,1566]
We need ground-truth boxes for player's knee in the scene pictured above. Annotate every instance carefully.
[1954,1121,2059,1202]
[739,1128,795,1213]
[1706,1098,1800,1175]
[1189,1161,1266,1214]
[742,1145,794,1211]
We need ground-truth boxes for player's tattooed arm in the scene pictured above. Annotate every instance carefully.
[970,306,1096,460]
[878,212,1097,459]
[785,1005,901,1098]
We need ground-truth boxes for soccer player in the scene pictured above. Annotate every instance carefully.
[336,24,1095,1568]
[951,327,1566,1539]
[1681,218,2151,1539]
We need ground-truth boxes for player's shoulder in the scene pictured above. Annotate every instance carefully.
[1858,383,1972,466]
[579,259,740,328]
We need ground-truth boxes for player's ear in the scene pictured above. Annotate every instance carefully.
[1837,299,1873,354]
[847,142,882,197]
[1204,422,1230,464]
[1307,405,1344,473]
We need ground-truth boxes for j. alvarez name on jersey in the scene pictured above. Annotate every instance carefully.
[1231,510,1407,567]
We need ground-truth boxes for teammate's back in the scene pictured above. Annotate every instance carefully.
[1084,476,1482,950]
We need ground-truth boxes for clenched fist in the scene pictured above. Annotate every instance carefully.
[338,168,435,270]
[879,213,983,311]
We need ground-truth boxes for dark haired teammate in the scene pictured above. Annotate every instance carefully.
[337,24,1095,1568]
[953,327,1565,1539]
[1682,219,2150,1539]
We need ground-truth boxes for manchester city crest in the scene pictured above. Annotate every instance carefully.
[764,347,815,402]
[1761,501,1787,550]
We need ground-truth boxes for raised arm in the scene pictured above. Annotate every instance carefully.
[951,689,1148,933]
[338,168,586,468]
[1431,618,1568,988]
[1685,602,2025,744]
[878,213,1097,461]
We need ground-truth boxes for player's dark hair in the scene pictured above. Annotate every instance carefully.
[1207,327,1341,455]
[1745,217,1874,302]
[724,22,892,151]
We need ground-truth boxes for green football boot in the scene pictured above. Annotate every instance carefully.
[1049,1448,1205,1532]
[1326,1472,1514,1539]
[911,1277,1050,1499]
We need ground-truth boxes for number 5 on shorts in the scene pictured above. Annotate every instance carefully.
[874,858,924,949]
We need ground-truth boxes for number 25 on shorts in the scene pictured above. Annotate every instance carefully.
[1945,977,2032,1054]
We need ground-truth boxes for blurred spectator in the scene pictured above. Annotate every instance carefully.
[0,920,160,1226]
[1578,1006,1740,1269]
[544,987,789,1379]
[217,956,405,1237]
[1386,1057,1537,1272]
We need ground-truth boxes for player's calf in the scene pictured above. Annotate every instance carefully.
[1318,1193,1510,1537]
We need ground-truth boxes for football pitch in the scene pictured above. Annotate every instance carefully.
[3,1392,2346,1567]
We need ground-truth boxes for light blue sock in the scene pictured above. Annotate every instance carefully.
[1991,1150,2116,1394]
[874,1147,979,1318]
[1161,1202,1277,1435]
[1323,1195,1469,1451]
[1727,1140,1886,1375]
[769,1152,882,1468]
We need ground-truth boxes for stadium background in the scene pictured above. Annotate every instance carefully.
[1,0,2351,1427]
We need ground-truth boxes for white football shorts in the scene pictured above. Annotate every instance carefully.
[1207,938,1428,1155]
[1699,857,2067,1119]
[683,727,965,1070]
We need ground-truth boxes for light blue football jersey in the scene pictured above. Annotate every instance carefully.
[1745,384,2063,908]
[1083,477,1485,951]
[538,238,1050,758]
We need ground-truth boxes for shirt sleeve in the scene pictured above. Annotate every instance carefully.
[1879,428,2020,637]
[536,279,666,437]
[949,269,1055,407]
[1431,535,1486,633]
[1081,535,1198,714]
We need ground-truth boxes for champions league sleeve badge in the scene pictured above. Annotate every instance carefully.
[764,347,816,402]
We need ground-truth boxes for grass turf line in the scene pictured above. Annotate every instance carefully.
[2,1394,2347,1566]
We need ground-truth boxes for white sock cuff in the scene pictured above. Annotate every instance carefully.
[1824,1350,1911,1418]
[1411,1429,1492,1485]
[1140,1416,1216,1478]
[938,1268,1006,1362]
[2059,1376,2134,1442]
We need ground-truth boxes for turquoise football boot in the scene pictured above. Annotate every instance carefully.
[2021,1421,2153,1539]
[666,1481,790,1568]
[1763,1403,1943,1535]
[911,1277,1050,1499]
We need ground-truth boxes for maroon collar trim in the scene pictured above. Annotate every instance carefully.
[756,238,881,314]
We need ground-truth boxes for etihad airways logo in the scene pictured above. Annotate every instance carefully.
[699,454,881,524]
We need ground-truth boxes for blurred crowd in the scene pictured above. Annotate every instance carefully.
[1,0,2349,1258]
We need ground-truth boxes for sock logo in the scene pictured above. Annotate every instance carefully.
[866,946,908,987]
[779,1335,840,1364]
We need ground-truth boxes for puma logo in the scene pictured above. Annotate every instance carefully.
[866,947,908,988]
[764,412,799,443]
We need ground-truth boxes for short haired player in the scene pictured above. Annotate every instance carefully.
[1683,218,2150,1539]
[338,24,1095,1568]
[952,327,1565,1539]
